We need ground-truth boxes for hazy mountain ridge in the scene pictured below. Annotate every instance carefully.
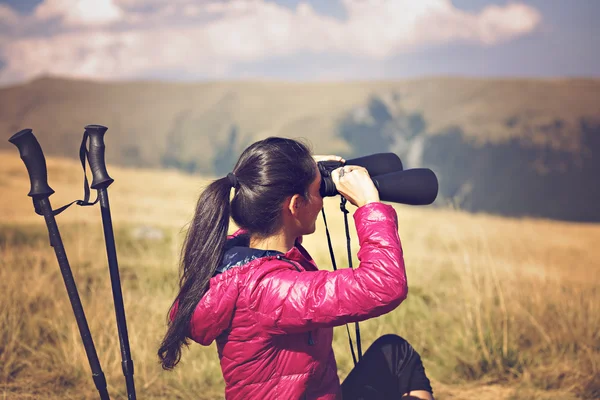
[336,93,600,222]
[2,76,599,168]
[2,76,600,221]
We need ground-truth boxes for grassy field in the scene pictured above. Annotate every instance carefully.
[1,150,599,399]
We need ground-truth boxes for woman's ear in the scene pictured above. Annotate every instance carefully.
[288,194,303,216]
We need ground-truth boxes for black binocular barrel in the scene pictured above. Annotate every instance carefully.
[373,168,438,205]
[84,125,136,400]
[9,129,110,400]
[345,152,403,175]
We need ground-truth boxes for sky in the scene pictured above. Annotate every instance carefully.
[0,0,598,85]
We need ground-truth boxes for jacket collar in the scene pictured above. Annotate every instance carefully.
[217,229,318,275]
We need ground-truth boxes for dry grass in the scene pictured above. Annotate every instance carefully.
[1,151,599,399]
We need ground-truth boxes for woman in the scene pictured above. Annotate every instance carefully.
[158,137,434,399]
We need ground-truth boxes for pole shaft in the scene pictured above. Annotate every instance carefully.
[98,189,137,400]
[37,197,110,400]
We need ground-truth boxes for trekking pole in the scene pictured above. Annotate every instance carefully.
[8,129,110,400]
[84,125,137,400]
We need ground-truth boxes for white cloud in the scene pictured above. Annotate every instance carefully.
[34,0,123,26]
[0,0,542,83]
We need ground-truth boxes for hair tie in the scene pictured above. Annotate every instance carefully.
[226,172,239,189]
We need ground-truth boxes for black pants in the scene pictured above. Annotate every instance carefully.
[340,334,433,400]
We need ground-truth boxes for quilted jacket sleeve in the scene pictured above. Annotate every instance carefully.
[248,202,408,334]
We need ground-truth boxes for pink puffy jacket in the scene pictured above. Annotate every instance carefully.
[187,202,408,399]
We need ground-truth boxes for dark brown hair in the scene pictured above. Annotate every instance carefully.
[158,137,316,370]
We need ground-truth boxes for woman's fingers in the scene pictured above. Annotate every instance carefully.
[338,165,368,176]
[331,165,379,207]
[332,165,368,184]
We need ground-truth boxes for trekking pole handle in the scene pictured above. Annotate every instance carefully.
[8,129,55,198]
[85,125,114,190]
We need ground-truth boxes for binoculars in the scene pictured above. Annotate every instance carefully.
[318,153,438,205]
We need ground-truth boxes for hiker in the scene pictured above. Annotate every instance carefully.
[158,137,434,399]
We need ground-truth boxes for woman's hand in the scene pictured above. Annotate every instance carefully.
[331,165,380,208]
[313,155,345,163]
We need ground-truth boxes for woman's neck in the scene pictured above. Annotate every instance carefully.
[249,230,297,254]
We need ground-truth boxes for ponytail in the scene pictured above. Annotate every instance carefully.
[158,176,232,370]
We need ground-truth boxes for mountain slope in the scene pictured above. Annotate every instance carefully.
[1,76,598,172]
[3,76,600,221]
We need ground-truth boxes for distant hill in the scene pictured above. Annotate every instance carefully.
[2,76,599,221]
